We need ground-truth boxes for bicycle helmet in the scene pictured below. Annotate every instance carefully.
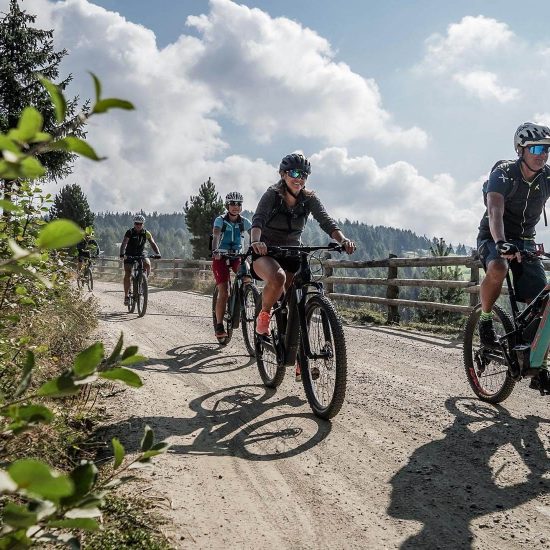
[279,153,311,175]
[133,214,145,223]
[225,191,243,204]
[514,122,550,153]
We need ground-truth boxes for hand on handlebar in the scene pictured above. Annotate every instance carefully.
[340,239,356,255]
[251,241,268,256]
[496,240,521,262]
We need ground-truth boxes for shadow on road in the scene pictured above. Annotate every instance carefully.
[388,396,550,549]
[100,384,330,462]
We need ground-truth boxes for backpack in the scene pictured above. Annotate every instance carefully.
[208,214,245,251]
[482,160,550,225]
[265,192,310,230]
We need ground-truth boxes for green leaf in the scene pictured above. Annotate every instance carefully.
[18,108,43,141]
[51,136,102,160]
[8,239,33,260]
[0,199,23,213]
[106,333,124,366]
[89,72,102,102]
[20,156,46,178]
[60,462,98,507]
[73,342,104,378]
[112,438,125,470]
[39,76,67,123]
[37,372,80,397]
[37,219,84,250]
[2,503,38,528]
[31,131,52,143]
[8,459,74,502]
[0,470,18,492]
[121,345,138,361]
[47,518,100,531]
[99,367,142,388]
[93,98,135,114]
[13,351,35,398]
[0,134,20,153]
[119,354,147,366]
[140,425,154,452]
[141,443,170,460]
[15,286,27,295]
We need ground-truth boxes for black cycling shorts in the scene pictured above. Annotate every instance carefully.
[250,252,300,281]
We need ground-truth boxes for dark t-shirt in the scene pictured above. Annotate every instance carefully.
[124,228,152,256]
[477,160,550,240]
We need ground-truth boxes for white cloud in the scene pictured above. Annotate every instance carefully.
[533,113,550,127]
[453,71,519,103]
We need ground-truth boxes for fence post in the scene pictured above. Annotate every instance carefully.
[323,252,333,294]
[469,264,480,307]
[386,253,400,324]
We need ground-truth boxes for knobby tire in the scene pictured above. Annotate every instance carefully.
[137,273,148,317]
[129,277,137,313]
[300,294,347,419]
[463,303,516,403]
[241,284,260,357]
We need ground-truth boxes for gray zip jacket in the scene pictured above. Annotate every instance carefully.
[251,182,340,246]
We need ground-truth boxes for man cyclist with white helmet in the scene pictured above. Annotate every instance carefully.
[477,122,550,390]
[119,214,161,305]
[211,192,252,338]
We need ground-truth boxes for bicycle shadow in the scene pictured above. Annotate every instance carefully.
[99,384,328,462]
[388,397,550,549]
[98,311,141,322]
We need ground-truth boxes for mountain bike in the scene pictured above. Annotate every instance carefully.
[212,249,260,355]
[126,255,159,317]
[254,243,348,419]
[76,257,94,292]
[463,247,550,403]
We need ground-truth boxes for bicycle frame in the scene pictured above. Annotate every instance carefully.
[219,251,252,327]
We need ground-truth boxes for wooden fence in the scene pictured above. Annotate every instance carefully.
[94,254,550,324]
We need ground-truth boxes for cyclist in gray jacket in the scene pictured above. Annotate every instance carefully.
[250,153,356,335]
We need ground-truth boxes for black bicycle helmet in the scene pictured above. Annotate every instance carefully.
[279,153,311,175]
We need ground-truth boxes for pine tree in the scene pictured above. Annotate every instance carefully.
[49,183,94,229]
[184,177,224,259]
[0,0,85,187]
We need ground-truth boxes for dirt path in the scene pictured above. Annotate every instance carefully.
[92,280,550,549]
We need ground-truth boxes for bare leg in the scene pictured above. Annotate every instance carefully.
[123,264,131,297]
[252,256,286,313]
[215,281,230,324]
[480,259,507,312]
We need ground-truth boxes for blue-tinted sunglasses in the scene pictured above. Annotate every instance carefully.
[286,169,309,180]
[528,144,550,155]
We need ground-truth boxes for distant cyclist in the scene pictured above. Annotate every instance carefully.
[76,230,99,273]
[477,122,550,390]
[250,152,356,336]
[211,191,252,338]
[119,214,161,305]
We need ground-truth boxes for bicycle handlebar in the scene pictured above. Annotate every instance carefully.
[124,254,161,260]
[260,242,346,255]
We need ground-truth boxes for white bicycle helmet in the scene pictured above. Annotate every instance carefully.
[225,191,243,203]
[514,122,550,153]
[133,214,145,223]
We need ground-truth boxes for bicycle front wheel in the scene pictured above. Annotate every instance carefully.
[137,274,148,317]
[212,288,233,345]
[241,284,260,356]
[129,278,137,313]
[300,295,347,419]
[463,303,516,403]
[256,310,285,388]
[85,268,93,292]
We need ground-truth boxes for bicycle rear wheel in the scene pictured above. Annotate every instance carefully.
[129,277,137,313]
[212,288,233,345]
[137,274,148,317]
[85,267,93,291]
[256,310,285,388]
[300,295,347,419]
[241,284,260,356]
[463,303,516,403]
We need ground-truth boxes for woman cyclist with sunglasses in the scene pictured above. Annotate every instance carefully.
[250,152,356,335]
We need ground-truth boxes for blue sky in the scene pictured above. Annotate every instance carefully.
[7,0,550,246]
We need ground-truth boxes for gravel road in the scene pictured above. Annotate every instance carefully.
[92,280,550,549]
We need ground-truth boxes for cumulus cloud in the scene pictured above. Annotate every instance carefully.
[416,15,519,103]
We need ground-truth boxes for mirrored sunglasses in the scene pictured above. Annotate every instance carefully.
[228,201,242,207]
[528,144,550,155]
[287,169,308,180]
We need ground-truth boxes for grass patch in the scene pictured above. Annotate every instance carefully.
[83,495,173,549]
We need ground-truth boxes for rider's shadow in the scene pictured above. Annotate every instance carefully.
[99,384,330,462]
[388,397,550,549]
[137,344,255,375]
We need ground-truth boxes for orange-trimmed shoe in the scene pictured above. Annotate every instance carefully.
[256,310,271,335]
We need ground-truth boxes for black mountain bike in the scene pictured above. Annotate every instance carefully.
[212,250,260,355]
[77,257,93,292]
[255,243,348,419]
[126,255,159,317]
[464,247,550,403]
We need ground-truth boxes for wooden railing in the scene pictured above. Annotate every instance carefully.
[93,254,550,324]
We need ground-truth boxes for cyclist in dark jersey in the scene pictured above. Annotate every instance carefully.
[477,122,550,391]
[119,214,161,305]
[250,153,356,335]
[76,232,99,273]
